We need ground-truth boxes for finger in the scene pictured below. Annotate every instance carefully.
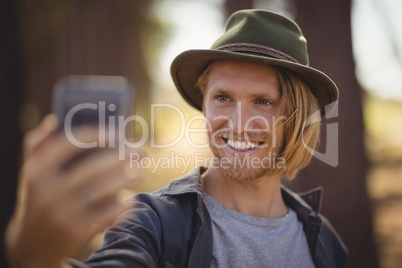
[23,114,58,161]
[61,193,134,238]
[25,127,100,183]
[53,149,139,216]
[74,174,132,213]
[60,149,126,194]
[62,143,147,191]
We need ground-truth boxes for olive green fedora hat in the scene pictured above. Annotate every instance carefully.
[170,9,338,116]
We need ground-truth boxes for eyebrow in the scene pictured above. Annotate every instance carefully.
[211,88,280,100]
[207,88,233,98]
[250,93,278,99]
[212,88,231,95]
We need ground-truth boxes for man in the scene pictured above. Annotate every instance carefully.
[7,9,347,268]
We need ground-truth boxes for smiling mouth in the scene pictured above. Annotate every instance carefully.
[221,134,265,151]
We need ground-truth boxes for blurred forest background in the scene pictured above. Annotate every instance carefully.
[1,0,402,267]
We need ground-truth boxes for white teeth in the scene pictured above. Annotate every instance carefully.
[235,141,241,149]
[229,139,234,147]
[241,142,246,150]
[227,139,260,151]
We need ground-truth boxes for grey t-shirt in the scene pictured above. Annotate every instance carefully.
[203,192,315,268]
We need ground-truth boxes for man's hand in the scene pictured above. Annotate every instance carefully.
[6,114,144,268]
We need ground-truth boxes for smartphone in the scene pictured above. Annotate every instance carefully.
[52,75,135,141]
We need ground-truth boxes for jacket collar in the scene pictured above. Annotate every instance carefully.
[163,166,323,214]
[281,186,323,214]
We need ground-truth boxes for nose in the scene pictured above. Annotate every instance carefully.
[230,101,256,134]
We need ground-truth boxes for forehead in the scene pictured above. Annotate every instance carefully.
[204,60,281,97]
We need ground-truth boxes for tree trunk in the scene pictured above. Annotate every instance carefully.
[18,0,154,130]
[0,0,24,266]
[286,1,379,267]
[224,0,253,18]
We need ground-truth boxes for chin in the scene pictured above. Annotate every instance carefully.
[208,136,283,182]
[220,162,271,183]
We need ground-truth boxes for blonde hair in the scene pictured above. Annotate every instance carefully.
[273,67,321,179]
[196,61,321,179]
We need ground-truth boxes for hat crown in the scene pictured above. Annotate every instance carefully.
[170,9,338,116]
[211,9,309,65]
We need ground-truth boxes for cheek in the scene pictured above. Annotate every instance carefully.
[205,113,227,133]
[204,109,233,138]
[203,101,221,124]
[244,110,278,132]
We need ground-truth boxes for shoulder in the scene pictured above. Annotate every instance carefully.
[84,169,206,267]
[132,190,198,224]
[128,166,206,240]
[124,167,207,267]
[281,186,348,268]
[133,166,205,216]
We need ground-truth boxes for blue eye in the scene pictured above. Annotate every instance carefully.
[257,99,271,105]
[217,95,228,101]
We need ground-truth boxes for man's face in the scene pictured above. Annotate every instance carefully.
[202,60,284,182]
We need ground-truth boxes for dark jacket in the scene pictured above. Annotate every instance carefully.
[71,167,348,268]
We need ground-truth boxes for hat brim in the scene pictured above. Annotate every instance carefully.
[170,49,338,116]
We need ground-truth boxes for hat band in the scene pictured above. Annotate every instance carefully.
[216,43,300,64]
